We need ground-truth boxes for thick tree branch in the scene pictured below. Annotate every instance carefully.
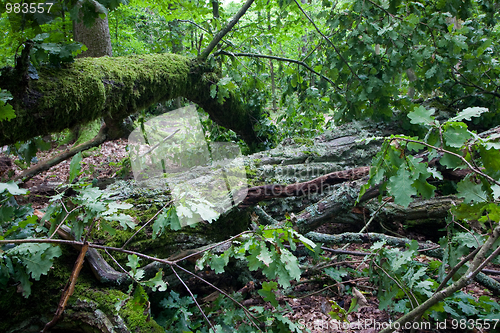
[0,54,260,146]
[199,0,255,60]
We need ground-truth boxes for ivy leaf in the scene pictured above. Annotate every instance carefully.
[457,176,488,204]
[449,107,488,122]
[388,168,417,207]
[68,152,82,183]
[257,281,278,307]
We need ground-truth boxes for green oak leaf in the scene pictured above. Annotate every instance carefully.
[324,267,348,282]
[443,122,471,148]
[209,254,228,274]
[104,202,133,215]
[104,214,135,229]
[257,281,279,307]
[456,176,488,203]
[126,254,140,272]
[144,269,167,292]
[281,249,301,281]
[68,152,82,183]
[408,106,435,126]
[388,168,417,207]
[449,107,488,122]
[0,181,28,195]
[8,243,62,280]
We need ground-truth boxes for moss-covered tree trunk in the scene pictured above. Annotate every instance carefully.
[0,54,259,146]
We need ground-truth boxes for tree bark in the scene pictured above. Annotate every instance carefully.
[0,54,259,146]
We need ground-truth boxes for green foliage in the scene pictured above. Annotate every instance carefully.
[197,225,309,290]
[0,182,34,241]
[4,136,51,168]
[370,240,434,313]
[157,290,200,331]
[257,281,279,307]
[30,33,87,67]
[152,206,181,237]
[359,106,500,323]
[68,151,83,183]
[359,105,499,208]
[0,183,61,298]
[0,87,15,122]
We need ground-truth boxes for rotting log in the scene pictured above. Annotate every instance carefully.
[3,122,500,332]
[0,53,259,146]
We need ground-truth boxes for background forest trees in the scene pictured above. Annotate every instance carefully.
[1,0,500,332]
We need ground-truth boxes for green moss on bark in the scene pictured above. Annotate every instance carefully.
[0,54,191,145]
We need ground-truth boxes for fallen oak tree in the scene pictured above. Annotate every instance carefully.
[2,117,500,331]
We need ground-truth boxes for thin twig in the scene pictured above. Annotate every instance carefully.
[49,205,82,239]
[42,242,89,332]
[293,0,360,81]
[359,199,389,233]
[140,129,180,158]
[393,137,500,186]
[471,243,500,277]
[172,263,262,330]
[105,249,138,283]
[199,0,255,59]
[295,277,370,298]
[372,260,419,309]
[122,201,172,249]
[436,247,480,293]
[216,51,339,90]
[170,266,215,331]
[172,230,252,264]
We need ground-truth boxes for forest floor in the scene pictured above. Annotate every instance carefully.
[1,139,499,333]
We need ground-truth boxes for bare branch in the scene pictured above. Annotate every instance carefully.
[217,51,340,90]
[199,0,255,60]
